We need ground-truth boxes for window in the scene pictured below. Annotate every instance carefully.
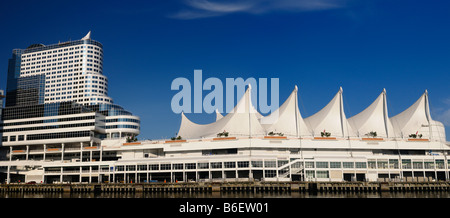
[305,162,314,168]
[264,161,276,168]
[377,161,388,169]
[264,170,276,178]
[343,162,354,168]
[161,164,171,170]
[413,161,423,169]
[424,161,434,169]
[173,163,183,170]
[278,160,288,167]
[305,170,315,179]
[355,162,367,168]
[402,159,411,169]
[211,162,222,169]
[224,162,236,168]
[251,161,263,168]
[368,161,377,169]
[198,163,209,169]
[316,162,328,168]
[436,160,445,169]
[149,164,159,171]
[330,162,341,168]
[316,171,329,178]
[238,161,249,168]
[185,163,196,169]
[389,159,399,169]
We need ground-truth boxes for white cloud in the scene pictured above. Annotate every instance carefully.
[169,0,347,19]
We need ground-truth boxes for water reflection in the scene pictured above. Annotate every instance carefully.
[2,191,450,198]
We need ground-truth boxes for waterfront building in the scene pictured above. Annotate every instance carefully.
[0,32,449,184]
[0,32,140,183]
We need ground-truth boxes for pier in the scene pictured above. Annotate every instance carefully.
[1,181,450,194]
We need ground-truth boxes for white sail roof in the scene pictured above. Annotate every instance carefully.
[176,86,446,141]
[347,89,396,138]
[262,86,311,137]
[389,90,446,141]
[177,85,266,139]
[303,87,355,138]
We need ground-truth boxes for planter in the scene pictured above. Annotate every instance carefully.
[123,142,141,146]
[213,137,237,141]
[46,148,60,151]
[314,137,337,140]
[362,138,383,141]
[407,138,429,142]
[165,140,187,143]
[264,136,287,140]
[84,146,98,150]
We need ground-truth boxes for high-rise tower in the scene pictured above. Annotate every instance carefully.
[1,32,140,149]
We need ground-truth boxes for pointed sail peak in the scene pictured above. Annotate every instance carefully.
[390,92,431,139]
[382,88,386,94]
[262,85,311,136]
[304,88,355,137]
[348,91,394,138]
[294,85,298,92]
[215,109,223,121]
[81,31,91,40]
[339,86,343,93]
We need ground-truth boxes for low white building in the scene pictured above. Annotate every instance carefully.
[0,32,448,184]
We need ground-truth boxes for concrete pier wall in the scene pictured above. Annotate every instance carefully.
[1,182,450,193]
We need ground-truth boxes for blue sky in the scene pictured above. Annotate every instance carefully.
[0,0,449,140]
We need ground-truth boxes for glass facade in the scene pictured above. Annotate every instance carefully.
[5,49,23,107]
[2,101,92,120]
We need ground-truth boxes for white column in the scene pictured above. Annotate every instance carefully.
[61,143,65,162]
[6,165,10,184]
[80,142,83,162]
[100,146,103,162]
[60,167,63,183]
[79,166,82,183]
[43,144,46,161]
[26,145,29,161]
